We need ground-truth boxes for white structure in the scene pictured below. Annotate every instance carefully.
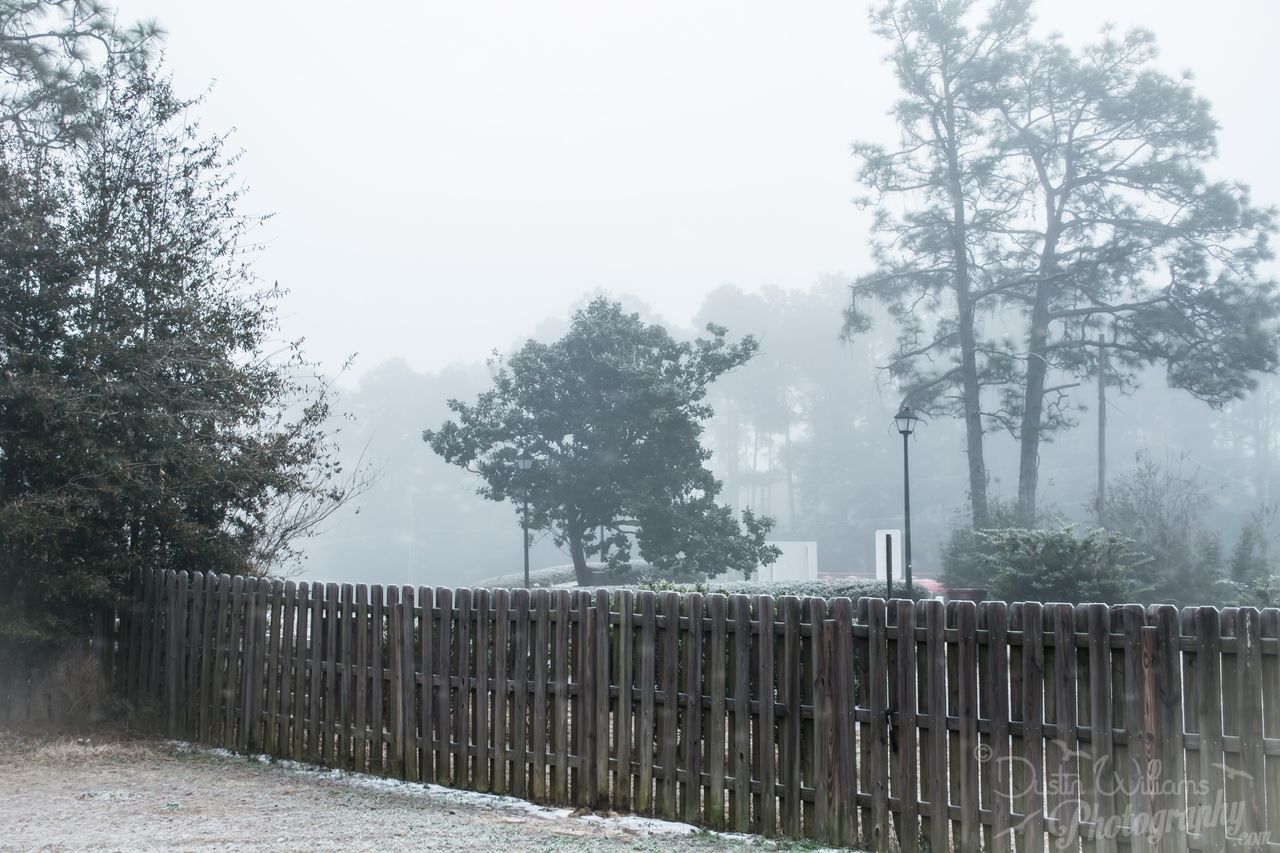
[873,529,903,584]
[715,541,818,583]
[759,541,818,582]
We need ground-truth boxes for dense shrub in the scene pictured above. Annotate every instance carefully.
[1103,454,1225,605]
[980,526,1144,605]
[940,497,1045,591]
[1230,575,1280,608]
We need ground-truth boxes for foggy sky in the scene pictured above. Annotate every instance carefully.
[110,0,1280,381]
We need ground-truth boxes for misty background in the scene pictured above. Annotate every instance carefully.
[105,1,1280,586]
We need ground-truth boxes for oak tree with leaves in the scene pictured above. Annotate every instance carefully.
[424,298,778,586]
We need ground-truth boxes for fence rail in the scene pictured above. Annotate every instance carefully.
[108,568,1280,852]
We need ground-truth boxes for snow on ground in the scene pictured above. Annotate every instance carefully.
[0,733,851,852]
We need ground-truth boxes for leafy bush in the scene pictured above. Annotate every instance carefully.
[980,526,1145,605]
[940,497,1039,590]
[1230,513,1274,585]
[1229,574,1280,608]
[1103,453,1225,605]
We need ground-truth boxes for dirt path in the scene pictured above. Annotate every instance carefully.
[0,734,831,852]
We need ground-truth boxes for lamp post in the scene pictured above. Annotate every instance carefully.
[516,452,534,588]
[894,405,920,598]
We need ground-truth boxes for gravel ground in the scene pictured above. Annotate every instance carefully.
[0,734,838,852]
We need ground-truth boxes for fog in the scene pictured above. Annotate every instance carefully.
[104,1,1280,586]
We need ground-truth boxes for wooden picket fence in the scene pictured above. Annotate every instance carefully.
[108,568,1280,852]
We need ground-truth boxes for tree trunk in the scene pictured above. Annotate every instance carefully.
[784,426,796,532]
[1017,292,1051,526]
[567,514,592,586]
[1017,215,1061,527]
[941,83,990,529]
[955,273,990,528]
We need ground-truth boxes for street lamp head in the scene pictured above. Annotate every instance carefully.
[894,405,920,436]
[516,451,534,471]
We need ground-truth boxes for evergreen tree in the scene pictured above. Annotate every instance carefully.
[849,0,1279,528]
[0,55,365,655]
[845,0,1032,528]
[424,298,778,585]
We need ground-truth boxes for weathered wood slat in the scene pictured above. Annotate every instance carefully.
[579,591,597,808]
[322,583,340,766]
[955,600,979,853]
[474,588,491,793]
[635,591,657,815]
[185,572,206,741]
[418,586,435,784]
[434,587,453,786]
[1262,609,1280,853]
[856,596,872,842]
[277,581,297,762]
[337,584,354,771]
[1181,607,1204,841]
[551,590,570,802]
[1052,603,1080,847]
[454,588,472,787]
[594,590,611,808]
[145,569,163,711]
[779,595,802,838]
[235,576,255,753]
[401,587,418,783]
[1236,607,1266,845]
[492,588,510,795]
[291,582,310,762]
[1017,602,1045,853]
[573,591,586,804]
[615,590,634,813]
[512,588,530,798]
[1195,606,1226,853]
[1151,605,1187,853]
[730,594,752,833]
[307,582,324,765]
[531,589,549,801]
[369,585,385,775]
[354,584,368,772]
[986,602,1011,853]
[682,591,704,824]
[867,598,889,852]
[198,574,220,744]
[706,593,728,828]
[167,571,185,739]
[1221,606,1243,851]
[806,597,828,841]
[223,575,245,749]
[253,580,271,752]
[754,595,776,837]
[1087,603,1116,853]
[893,599,918,853]
[1122,605,1155,853]
[924,598,949,853]
[658,592,680,820]
[264,580,284,755]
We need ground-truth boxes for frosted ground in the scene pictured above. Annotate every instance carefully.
[0,735,845,851]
